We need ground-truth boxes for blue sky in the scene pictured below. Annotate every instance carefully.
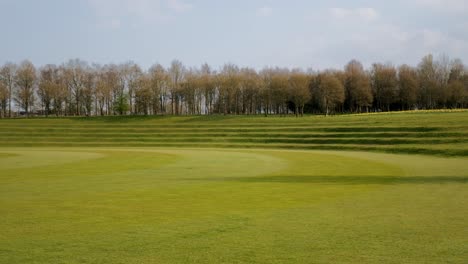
[0,0,467,70]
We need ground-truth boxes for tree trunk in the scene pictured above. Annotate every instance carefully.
[8,85,12,118]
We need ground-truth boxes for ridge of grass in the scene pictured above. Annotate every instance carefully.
[1,111,467,157]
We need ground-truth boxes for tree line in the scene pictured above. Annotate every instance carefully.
[0,54,467,118]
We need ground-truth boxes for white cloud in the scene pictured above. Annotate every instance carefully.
[88,0,192,26]
[109,19,121,29]
[88,0,162,23]
[292,5,466,67]
[330,7,379,21]
[167,0,192,13]
[338,25,466,65]
[421,29,444,49]
[420,29,468,53]
[412,0,467,12]
[257,6,273,17]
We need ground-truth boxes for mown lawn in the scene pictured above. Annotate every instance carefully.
[0,148,467,263]
[0,111,467,156]
[0,111,467,263]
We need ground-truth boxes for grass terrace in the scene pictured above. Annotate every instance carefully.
[0,111,467,263]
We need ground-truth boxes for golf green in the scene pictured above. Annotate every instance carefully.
[1,148,467,263]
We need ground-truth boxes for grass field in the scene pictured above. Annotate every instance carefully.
[1,111,468,156]
[0,111,467,263]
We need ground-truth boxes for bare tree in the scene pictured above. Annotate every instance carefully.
[134,73,152,115]
[288,71,311,117]
[418,54,439,109]
[445,58,466,108]
[38,64,61,117]
[398,65,419,110]
[219,64,240,115]
[82,70,96,116]
[52,66,69,116]
[0,80,7,117]
[448,58,464,83]
[315,72,345,116]
[447,81,465,108]
[345,60,373,112]
[182,68,202,115]
[371,63,398,111]
[270,68,289,116]
[239,68,260,115]
[148,64,169,114]
[0,63,17,117]
[1,55,466,118]
[168,60,185,115]
[126,63,143,115]
[15,61,36,117]
[95,65,119,116]
[200,63,216,115]
[64,59,88,115]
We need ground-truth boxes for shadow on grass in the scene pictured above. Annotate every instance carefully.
[185,175,468,185]
[323,127,440,132]
[69,115,171,123]
[176,115,239,123]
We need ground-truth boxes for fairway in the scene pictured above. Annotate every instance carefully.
[3,0,468,262]
[1,112,468,263]
[1,149,468,263]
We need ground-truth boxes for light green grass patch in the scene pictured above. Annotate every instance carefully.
[0,147,467,263]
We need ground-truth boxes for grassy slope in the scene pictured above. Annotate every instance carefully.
[0,112,467,263]
[0,111,467,156]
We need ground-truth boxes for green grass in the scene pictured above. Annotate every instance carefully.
[0,111,467,156]
[0,111,467,263]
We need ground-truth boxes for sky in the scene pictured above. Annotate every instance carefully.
[0,0,467,70]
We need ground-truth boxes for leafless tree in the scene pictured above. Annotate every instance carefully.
[314,72,345,116]
[0,63,17,117]
[15,60,36,117]
[371,63,398,111]
[289,71,311,117]
[345,60,373,112]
